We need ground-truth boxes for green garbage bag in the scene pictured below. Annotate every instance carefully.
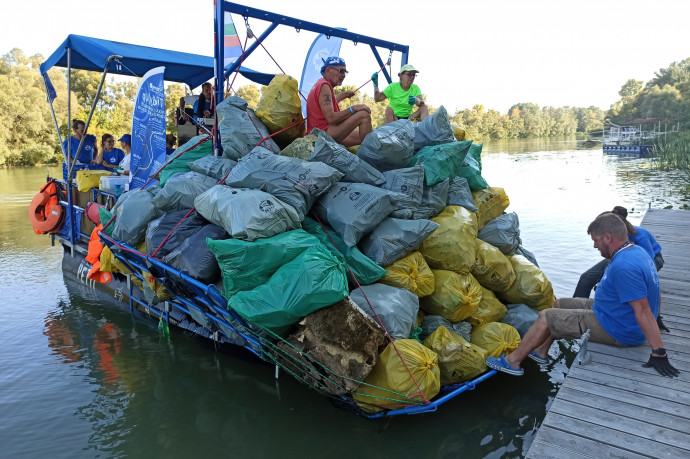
[207,229,321,298]
[409,141,472,185]
[456,143,489,191]
[159,138,214,185]
[228,245,349,336]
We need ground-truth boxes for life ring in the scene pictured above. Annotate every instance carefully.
[29,181,65,234]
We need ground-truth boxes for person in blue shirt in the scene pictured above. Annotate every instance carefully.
[193,82,214,124]
[486,212,679,378]
[94,133,125,170]
[63,119,98,165]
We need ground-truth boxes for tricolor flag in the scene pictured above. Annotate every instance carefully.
[224,12,242,68]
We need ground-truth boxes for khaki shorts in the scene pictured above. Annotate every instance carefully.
[544,298,623,346]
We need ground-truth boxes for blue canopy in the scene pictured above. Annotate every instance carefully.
[40,34,274,88]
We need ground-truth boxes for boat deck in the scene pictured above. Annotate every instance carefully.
[527,208,690,458]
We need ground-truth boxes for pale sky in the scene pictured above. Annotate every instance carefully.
[3,0,689,114]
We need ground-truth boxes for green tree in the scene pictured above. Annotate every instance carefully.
[237,84,262,109]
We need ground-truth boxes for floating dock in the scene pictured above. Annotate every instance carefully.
[527,208,690,458]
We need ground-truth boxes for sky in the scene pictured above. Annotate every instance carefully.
[3,0,690,114]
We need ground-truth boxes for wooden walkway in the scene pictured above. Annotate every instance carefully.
[527,208,690,458]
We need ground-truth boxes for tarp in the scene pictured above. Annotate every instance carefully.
[40,35,274,88]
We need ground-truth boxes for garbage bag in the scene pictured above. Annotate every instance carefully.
[309,129,385,186]
[501,303,539,337]
[354,339,440,413]
[477,212,521,256]
[516,245,539,267]
[282,133,317,160]
[194,185,301,241]
[208,229,321,297]
[357,120,415,172]
[358,218,439,266]
[145,209,208,258]
[76,169,111,192]
[254,74,306,149]
[468,287,508,326]
[379,251,435,297]
[470,322,521,358]
[472,187,510,230]
[411,178,449,220]
[419,315,472,342]
[497,255,555,311]
[471,239,516,292]
[421,270,482,322]
[159,137,213,185]
[162,224,228,284]
[189,155,237,181]
[450,123,467,141]
[350,283,419,340]
[301,217,386,286]
[381,164,425,219]
[312,182,398,247]
[447,176,478,212]
[457,143,489,190]
[152,171,219,212]
[228,245,349,336]
[409,141,472,186]
[225,146,343,220]
[112,187,163,246]
[413,105,455,151]
[217,96,279,161]
[423,326,488,385]
[420,206,478,274]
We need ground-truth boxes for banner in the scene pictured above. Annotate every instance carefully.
[130,66,166,190]
[299,33,344,119]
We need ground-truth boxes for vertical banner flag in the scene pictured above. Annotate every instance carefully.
[224,12,242,69]
[130,66,166,190]
[299,33,344,119]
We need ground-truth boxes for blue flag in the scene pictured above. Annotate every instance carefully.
[43,73,57,102]
[130,66,166,190]
[299,33,344,119]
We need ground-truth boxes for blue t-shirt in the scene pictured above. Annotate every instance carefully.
[102,148,125,166]
[63,134,96,164]
[593,245,660,346]
[630,226,661,259]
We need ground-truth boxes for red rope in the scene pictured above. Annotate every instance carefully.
[355,60,390,94]
[254,118,306,149]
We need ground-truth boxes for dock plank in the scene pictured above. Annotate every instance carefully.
[526,426,645,459]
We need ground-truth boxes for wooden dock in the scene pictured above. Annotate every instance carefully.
[527,208,690,458]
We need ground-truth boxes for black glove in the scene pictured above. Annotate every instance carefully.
[643,354,680,377]
[657,315,670,333]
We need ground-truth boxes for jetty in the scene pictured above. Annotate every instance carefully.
[527,208,690,458]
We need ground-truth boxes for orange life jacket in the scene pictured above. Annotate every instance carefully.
[86,224,112,283]
[28,180,65,234]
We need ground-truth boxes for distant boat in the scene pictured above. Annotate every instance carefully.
[602,121,677,156]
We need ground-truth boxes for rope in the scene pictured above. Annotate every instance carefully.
[355,59,391,93]
[254,118,306,149]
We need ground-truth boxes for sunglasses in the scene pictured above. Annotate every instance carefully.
[330,67,348,75]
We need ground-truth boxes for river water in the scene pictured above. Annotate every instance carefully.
[1,138,686,458]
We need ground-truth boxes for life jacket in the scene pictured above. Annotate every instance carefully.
[86,224,112,284]
[29,180,66,235]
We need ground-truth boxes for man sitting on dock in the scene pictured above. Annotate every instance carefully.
[487,212,680,378]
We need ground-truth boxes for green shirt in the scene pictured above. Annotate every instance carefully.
[382,82,422,118]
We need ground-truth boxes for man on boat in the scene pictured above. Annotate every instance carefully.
[306,56,372,147]
[373,64,428,124]
[63,119,98,166]
[487,212,679,378]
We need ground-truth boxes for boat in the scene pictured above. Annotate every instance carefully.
[602,121,677,156]
[31,2,512,417]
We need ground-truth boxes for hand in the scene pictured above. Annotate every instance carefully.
[353,104,371,114]
[643,353,680,377]
[341,90,355,99]
[408,94,417,106]
[657,315,670,333]
[203,110,211,117]
[371,72,379,86]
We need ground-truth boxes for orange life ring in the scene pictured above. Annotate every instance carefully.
[29,181,65,234]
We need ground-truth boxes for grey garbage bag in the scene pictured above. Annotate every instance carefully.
[225,146,343,220]
[309,129,385,186]
[501,303,539,337]
[162,224,228,284]
[189,155,237,181]
[515,245,539,267]
[194,185,301,241]
[419,315,472,342]
[350,283,419,340]
[312,182,399,247]
[412,178,449,220]
[152,171,219,212]
[477,212,521,255]
[217,96,279,160]
[358,218,440,266]
[145,209,208,258]
[356,120,415,172]
[413,105,455,151]
[447,176,478,212]
[381,164,425,219]
[112,186,163,246]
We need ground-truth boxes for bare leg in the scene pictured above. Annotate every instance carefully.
[384,106,398,125]
[505,310,553,369]
[326,111,372,147]
[409,104,429,121]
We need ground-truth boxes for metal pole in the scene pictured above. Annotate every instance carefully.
[41,74,67,177]
[66,47,75,253]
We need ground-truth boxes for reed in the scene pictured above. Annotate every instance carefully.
[653,133,690,184]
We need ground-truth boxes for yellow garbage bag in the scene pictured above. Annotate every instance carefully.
[468,287,508,326]
[354,339,440,412]
[380,251,435,297]
[470,322,521,358]
[420,206,477,274]
[471,239,516,292]
[255,74,306,149]
[471,187,510,230]
[450,123,467,141]
[76,169,112,192]
[102,242,172,300]
[497,255,555,311]
[423,326,488,385]
[99,245,117,273]
[420,270,481,322]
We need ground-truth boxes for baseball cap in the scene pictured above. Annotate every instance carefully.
[118,134,131,144]
[399,64,419,74]
[321,56,346,75]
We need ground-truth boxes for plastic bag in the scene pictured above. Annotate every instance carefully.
[421,270,482,322]
[152,171,219,212]
[409,141,472,185]
[159,137,213,185]
[470,322,521,358]
[447,176,478,213]
[162,224,228,284]
[350,283,420,340]
[379,251,435,297]
[357,120,415,172]
[457,143,489,191]
[282,133,317,160]
[420,206,478,274]
[358,218,440,266]
[112,187,163,246]
[354,339,440,413]
[411,178,449,220]
[468,287,508,326]
[497,255,555,311]
[472,187,510,230]
[76,169,111,192]
[413,105,455,151]
[254,74,306,149]
[501,303,539,337]
[423,326,488,385]
[309,129,385,186]
[381,164,425,219]
[477,212,521,256]
[189,155,237,181]
[145,209,208,258]
[217,96,279,161]
[471,238,516,292]
[420,315,472,342]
